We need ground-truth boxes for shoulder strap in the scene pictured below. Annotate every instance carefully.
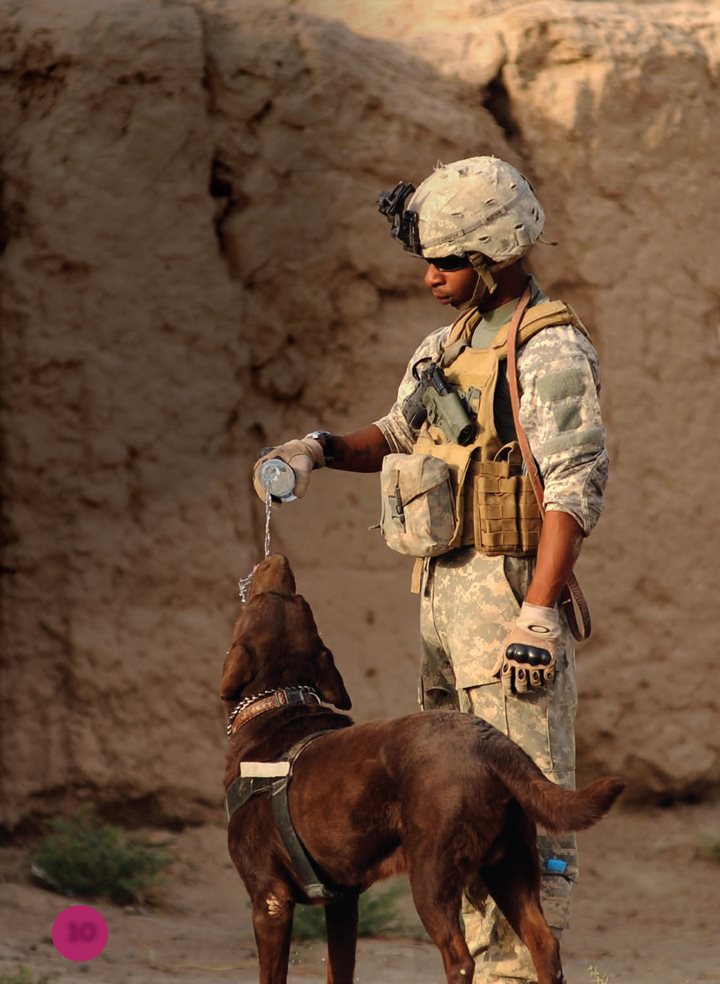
[445,305,483,348]
[442,297,589,367]
[506,285,592,642]
[492,299,590,356]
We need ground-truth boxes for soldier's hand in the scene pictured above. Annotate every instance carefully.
[252,437,325,502]
[494,602,562,696]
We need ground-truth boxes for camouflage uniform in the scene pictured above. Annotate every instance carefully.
[374,277,607,983]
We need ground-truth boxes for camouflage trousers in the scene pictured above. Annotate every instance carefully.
[418,547,578,984]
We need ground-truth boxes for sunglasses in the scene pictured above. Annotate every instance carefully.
[425,254,471,272]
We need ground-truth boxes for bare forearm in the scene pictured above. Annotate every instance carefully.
[525,511,584,608]
[327,424,390,473]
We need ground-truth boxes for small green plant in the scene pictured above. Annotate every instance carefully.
[30,810,172,905]
[0,967,53,984]
[292,880,409,941]
[288,904,324,942]
[587,967,609,984]
[699,835,720,863]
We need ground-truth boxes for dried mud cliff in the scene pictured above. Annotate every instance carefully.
[1,0,718,828]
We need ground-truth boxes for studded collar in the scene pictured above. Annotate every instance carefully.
[226,686,322,738]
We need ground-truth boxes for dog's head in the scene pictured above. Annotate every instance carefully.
[219,554,351,711]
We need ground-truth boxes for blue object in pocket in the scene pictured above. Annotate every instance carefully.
[546,857,568,876]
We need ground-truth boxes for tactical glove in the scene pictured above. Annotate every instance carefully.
[494,602,562,696]
[252,437,325,502]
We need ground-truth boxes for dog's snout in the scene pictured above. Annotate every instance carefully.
[249,554,296,598]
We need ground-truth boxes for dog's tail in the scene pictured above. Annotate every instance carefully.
[503,773,626,833]
[481,727,625,833]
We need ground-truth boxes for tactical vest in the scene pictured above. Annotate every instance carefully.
[412,299,589,558]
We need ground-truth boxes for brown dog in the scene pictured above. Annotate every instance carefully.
[220,554,624,984]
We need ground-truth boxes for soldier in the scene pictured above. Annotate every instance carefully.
[252,156,608,984]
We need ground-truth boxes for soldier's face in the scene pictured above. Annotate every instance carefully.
[423,260,477,308]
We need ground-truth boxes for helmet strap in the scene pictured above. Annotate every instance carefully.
[455,252,497,313]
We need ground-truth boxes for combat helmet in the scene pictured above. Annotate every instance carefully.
[377,156,545,300]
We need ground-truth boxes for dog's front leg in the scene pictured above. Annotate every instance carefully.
[324,895,359,984]
[251,889,294,984]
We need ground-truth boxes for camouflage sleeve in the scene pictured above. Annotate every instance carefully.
[517,326,608,534]
[373,325,450,454]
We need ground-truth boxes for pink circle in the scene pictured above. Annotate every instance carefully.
[52,905,108,962]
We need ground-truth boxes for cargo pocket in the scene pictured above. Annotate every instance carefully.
[379,453,456,557]
[546,645,578,780]
[540,871,573,931]
[504,686,554,777]
[500,648,577,782]
[539,830,578,931]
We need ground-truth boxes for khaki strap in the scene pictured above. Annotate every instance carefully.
[506,283,592,642]
[446,305,483,348]
[490,299,588,353]
[410,557,424,594]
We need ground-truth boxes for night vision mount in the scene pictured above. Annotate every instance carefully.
[376,181,421,254]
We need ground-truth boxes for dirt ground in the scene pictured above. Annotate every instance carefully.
[1,801,719,984]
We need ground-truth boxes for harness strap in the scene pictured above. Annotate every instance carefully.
[506,283,592,642]
[224,730,357,902]
[270,769,353,901]
[225,775,277,818]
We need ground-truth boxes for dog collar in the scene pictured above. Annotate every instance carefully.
[226,686,322,738]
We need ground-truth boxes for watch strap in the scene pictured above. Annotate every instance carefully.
[303,431,334,466]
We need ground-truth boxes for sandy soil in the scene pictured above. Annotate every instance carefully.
[1,802,719,984]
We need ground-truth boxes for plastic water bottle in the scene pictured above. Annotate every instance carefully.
[258,458,296,502]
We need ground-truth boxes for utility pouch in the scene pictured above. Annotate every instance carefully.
[380,453,456,557]
[472,444,542,557]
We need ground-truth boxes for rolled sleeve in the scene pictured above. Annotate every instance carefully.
[373,326,449,455]
[518,326,608,534]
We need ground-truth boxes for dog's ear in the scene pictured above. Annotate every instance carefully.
[219,637,254,702]
[314,645,352,710]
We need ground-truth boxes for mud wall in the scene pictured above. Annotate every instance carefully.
[0,0,718,828]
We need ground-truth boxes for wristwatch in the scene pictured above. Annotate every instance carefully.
[304,430,335,467]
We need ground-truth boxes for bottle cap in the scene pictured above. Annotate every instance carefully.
[259,459,296,502]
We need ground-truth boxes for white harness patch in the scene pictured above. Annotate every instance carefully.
[240,761,291,778]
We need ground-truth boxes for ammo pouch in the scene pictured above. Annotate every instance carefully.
[380,453,456,557]
[471,443,542,557]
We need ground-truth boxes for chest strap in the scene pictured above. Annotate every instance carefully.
[225,731,357,902]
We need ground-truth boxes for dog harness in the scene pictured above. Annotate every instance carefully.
[225,693,357,902]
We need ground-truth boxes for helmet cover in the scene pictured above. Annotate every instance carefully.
[407,157,545,262]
